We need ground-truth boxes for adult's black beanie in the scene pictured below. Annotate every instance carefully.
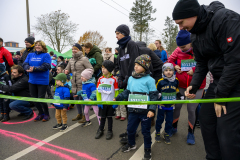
[172,0,200,20]
[115,24,130,36]
[25,36,35,45]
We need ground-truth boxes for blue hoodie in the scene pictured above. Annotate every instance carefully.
[23,51,51,85]
[53,84,70,109]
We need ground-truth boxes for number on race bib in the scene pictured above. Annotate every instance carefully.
[128,94,148,109]
[181,59,196,71]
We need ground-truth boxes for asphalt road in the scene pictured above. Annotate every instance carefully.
[0,103,206,160]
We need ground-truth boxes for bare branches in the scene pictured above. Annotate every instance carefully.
[33,10,78,53]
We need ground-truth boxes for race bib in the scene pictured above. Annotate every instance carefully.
[181,59,196,71]
[81,94,89,101]
[53,95,61,106]
[162,92,176,101]
[98,84,112,94]
[128,94,148,109]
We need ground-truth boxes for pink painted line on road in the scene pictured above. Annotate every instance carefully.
[0,129,98,160]
[1,131,76,160]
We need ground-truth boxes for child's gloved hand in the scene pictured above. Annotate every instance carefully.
[98,105,103,109]
[112,105,118,109]
[180,96,185,100]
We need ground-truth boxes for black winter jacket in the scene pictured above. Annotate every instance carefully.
[136,41,163,83]
[18,46,34,66]
[0,75,31,97]
[118,40,140,89]
[189,2,240,104]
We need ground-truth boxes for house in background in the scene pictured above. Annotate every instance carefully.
[4,41,24,54]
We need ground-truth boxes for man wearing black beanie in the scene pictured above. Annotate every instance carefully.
[115,24,140,146]
[18,36,35,66]
[115,24,140,89]
[173,1,240,160]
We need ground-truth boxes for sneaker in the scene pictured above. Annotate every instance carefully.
[72,114,82,121]
[60,124,68,132]
[143,148,151,160]
[162,133,171,144]
[42,115,50,122]
[95,129,104,139]
[53,123,62,129]
[34,115,44,122]
[122,143,137,153]
[169,127,177,137]
[120,117,126,121]
[106,131,113,140]
[187,132,195,145]
[81,121,92,127]
[115,116,121,119]
[119,132,127,138]
[155,132,161,143]
[22,111,33,120]
[120,137,128,144]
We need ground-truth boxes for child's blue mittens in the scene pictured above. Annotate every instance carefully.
[112,105,118,109]
[98,105,103,109]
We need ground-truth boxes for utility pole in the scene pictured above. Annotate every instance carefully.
[26,0,30,37]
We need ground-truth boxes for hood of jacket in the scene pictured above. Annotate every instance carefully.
[104,53,114,59]
[87,45,102,57]
[136,41,146,48]
[190,1,225,34]
[82,77,96,84]
[72,51,83,60]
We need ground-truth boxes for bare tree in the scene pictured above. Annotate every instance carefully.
[78,31,107,50]
[34,10,78,53]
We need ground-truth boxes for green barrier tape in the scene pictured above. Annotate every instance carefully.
[0,94,239,105]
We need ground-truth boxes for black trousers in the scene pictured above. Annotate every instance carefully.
[99,117,113,131]
[29,83,49,115]
[199,81,240,160]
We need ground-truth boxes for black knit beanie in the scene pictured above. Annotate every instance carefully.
[25,36,35,45]
[172,0,200,20]
[73,43,82,51]
[58,56,64,61]
[115,24,130,36]
[102,60,115,73]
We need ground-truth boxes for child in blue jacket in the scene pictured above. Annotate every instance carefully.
[74,69,100,127]
[114,54,158,160]
[155,63,183,144]
[51,73,70,132]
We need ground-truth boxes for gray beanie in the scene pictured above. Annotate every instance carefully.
[162,63,174,72]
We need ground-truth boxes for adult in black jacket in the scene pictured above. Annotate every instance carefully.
[0,65,33,120]
[136,41,163,83]
[173,0,240,159]
[18,36,35,66]
[116,24,140,89]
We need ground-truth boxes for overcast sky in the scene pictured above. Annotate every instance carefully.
[1,0,240,53]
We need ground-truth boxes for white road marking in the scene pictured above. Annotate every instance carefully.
[5,114,97,160]
[129,121,165,160]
